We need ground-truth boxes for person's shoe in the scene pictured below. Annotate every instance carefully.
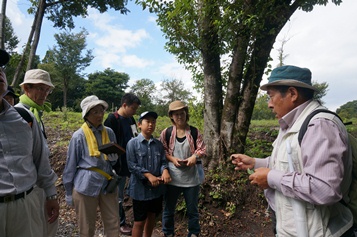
[119,225,132,235]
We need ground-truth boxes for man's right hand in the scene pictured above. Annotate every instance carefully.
[230,154,255,171]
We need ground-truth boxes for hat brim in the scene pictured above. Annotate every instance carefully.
[82,100,108,118]
[20,79,55,88]
[168,105,187,113]
[260,79,317,91]
[139,111,158,121]
[5,90,19,98]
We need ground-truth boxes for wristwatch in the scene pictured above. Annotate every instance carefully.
[46,194,58,200]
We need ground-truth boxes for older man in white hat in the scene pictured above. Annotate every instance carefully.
[15,69,58,237]
[17,69,54,137]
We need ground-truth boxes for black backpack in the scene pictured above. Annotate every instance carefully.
[104,112,136,176]
[165,125,198,150]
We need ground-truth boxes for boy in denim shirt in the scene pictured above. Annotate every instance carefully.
[126,111,171,237]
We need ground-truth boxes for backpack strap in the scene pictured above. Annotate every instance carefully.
[298,109,342,146]
[14,107,33,127]
[165,126,173,146]
[113,111,119,119]
[190,126,198,150]
[165,125,198,150]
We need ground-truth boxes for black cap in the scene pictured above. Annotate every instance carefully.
[0,49,10,67]
[139,111,158,121]
[5,85,19,99]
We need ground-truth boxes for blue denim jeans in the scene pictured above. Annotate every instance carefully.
[118,176,127,226]
[162,185,200,236]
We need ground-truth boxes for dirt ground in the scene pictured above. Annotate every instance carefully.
[49,127,274,237]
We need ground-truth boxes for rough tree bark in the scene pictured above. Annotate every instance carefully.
[198,0,223,169]
[204,1,301,166]
[26,0,46,70]
[0,0,7,49]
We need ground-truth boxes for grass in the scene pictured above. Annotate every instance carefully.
[44,111,202,139]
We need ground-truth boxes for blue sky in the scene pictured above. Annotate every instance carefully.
[6,0,357,111]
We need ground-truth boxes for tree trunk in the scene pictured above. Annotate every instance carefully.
[199,0,223,170]
[0,0,7,49]
[27,0,46,70]
[11,3,39,86]
[203,1,300,167]
[63,77,68,108]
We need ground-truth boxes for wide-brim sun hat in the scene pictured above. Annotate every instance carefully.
[0,49,10,67]
[139,111,158,121]
[168,100,188,113]
[260,65,317,91]
[80,95,108,118]
[20,69,55,88]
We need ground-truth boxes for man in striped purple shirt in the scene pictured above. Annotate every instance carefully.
[231,65,353,237]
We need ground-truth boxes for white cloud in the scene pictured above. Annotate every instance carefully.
[88,10,150,53]
[269,0,357,111]
[121,54,154,68]
[157,60,192,80]
[6,0,33,52]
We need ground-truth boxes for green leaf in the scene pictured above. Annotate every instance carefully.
[247,168,254,175]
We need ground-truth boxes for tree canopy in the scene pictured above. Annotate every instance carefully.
[86,68,130,111]
[44,29,93,108]
[337,100,357,120]
[137,0,343,168]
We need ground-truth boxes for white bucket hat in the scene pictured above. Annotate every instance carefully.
[20,69,55,88]
[80,95,108,118]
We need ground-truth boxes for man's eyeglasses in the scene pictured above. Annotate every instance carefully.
[33,86,53,94]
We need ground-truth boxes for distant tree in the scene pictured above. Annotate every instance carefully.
[160,78,192,104]
[188,100,204,131]
[336,100,357,120]
[252,93,275,120]
[11,0,130,87]
[130,78,157,114]
[312,81,328,105]
[154,78,193,116]
[46,29,93,108]
[3,18,19,54]
[0,17,21,86]
[86,68,129,111]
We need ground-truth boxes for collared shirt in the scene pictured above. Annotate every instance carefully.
[0,99,57,196]
[63,123,117,197]
[160,125,206,158]
[126,133,168,201]
[255,100,349,210]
